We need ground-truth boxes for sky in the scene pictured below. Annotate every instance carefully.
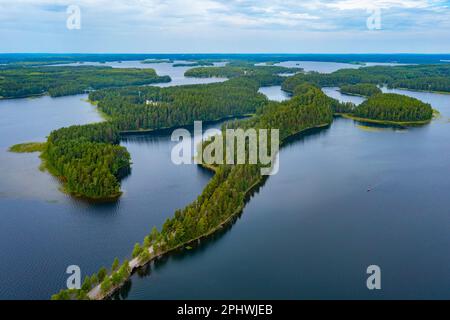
[0,0,449,53]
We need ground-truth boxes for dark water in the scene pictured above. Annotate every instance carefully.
[1,61,450,299]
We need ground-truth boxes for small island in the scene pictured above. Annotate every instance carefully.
[141,59,173,64]
[347,93,433,125]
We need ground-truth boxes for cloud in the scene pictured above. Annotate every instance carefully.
[0,0,449,52]
[326,0,436,10]
[0,0,448,30]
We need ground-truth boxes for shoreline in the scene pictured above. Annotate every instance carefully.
[340,113,432,126]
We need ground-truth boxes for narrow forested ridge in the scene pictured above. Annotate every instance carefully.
[184,62,299,87]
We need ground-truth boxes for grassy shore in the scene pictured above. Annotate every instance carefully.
[9,142,46,153]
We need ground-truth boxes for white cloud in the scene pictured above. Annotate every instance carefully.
[326,0,435,10]
[0,0,449,52]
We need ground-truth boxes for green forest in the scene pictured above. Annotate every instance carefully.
[340,83,382,96]
[352,93,433,123]
[0,66,170,99]
[89,77,268,131]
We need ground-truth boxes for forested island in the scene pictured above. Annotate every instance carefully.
[9,123,131,199]
[339,83,382,97]
[51,83,337,300]
[349,93,433,124]
[42,123,131,199]
[0,66,171,99]
[184,62,299,86]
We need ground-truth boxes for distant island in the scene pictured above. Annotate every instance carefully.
[141,59,173,64]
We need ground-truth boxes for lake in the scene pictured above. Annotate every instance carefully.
[1,61,449,299]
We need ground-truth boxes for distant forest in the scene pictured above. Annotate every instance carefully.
[282,64,450,93]
[2,53,450,65]
[0,66,170,99]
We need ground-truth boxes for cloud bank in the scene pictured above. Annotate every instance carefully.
[0,0,449,52]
